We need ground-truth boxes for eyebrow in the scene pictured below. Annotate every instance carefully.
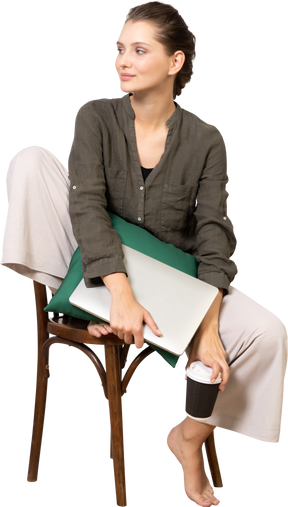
[116,41,152,47]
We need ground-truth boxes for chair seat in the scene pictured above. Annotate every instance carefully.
[48,315,124,345]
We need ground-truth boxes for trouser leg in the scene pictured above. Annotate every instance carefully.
[1,146,78,290]
[187,286,287,442]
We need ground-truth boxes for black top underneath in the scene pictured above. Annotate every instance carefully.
[141,166,153,181]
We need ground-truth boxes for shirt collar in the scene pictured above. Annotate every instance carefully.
[122,93,181,127]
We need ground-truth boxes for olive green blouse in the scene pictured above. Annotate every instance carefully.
[68,93,237,291]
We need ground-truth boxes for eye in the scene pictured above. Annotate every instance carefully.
[114,46,146,54]
[136,49,146,55]
[117,47,124,54]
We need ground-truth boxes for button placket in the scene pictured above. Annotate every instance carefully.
[137,182,145,224]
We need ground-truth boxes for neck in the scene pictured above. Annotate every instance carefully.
[129,89,176,131]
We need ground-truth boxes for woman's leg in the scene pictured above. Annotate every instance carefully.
[167,419,219,506]
[1,146,78,291]
[165,285,288,505]
[204,286,287,442]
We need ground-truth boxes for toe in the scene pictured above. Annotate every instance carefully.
[212,495,223,507]
[88,327,100,337]
[187,492,213,506]
[198,499,212,506]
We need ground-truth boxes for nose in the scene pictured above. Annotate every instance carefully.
[121,60,132,70]
[119,52,132,70]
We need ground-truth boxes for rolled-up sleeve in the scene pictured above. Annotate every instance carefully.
[194,127,237,292]
[68,103,127,287]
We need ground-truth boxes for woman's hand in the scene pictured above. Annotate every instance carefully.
[185,289,230,392]
[186,324,229,392]
[97,272,161,348]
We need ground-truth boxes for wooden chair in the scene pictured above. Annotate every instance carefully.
[27,281,223,506]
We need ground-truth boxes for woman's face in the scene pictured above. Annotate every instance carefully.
[115,20,175,95]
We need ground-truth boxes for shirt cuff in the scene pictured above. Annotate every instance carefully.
[197,271,230,294]
[82,256,127,287]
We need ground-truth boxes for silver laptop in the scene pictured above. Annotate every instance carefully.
[69,245,218,356]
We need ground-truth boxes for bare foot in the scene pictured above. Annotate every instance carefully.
[87,321,113,338]
[167,422,220,506]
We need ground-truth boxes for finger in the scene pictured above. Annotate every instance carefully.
[123,330,134,345]
[143,311,162,336]
[134,336,144,348]
[219,362,230,390]
[210,361,220,384]
[132,327,145,349]
[111,326,124,341]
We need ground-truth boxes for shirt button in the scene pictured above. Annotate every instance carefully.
[73,185,77,190]
[223,216,227,220]
[138,217,142,222]
[140,186,144,190]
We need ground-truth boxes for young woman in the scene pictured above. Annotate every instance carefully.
[2,2,287,506]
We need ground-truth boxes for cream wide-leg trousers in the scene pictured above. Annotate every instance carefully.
[2,146,287,442]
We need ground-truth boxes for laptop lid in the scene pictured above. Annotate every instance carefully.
[69,245,218,356]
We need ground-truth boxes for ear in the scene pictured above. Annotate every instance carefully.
[168,51,185,76]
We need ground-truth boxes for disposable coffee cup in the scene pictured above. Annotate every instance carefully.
[185,361,222,421]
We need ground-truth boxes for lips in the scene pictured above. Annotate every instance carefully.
[120,73,136,80]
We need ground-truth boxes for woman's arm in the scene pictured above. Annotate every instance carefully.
[199,289,223,330]
[185,288,229,391]
[194,127,237,293]
[184,128,236,388]
[68,103,127,285]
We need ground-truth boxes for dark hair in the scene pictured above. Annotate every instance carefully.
[125,1,196,99]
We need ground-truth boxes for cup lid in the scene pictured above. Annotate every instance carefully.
[186,360,222,384]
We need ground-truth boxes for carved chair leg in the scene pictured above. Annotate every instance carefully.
[27,282,49,482]
[105,345,126,506]
[205,431,223,488]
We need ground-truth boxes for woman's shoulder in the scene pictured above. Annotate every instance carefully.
[74,96,127,122]
[180,105,225,145]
